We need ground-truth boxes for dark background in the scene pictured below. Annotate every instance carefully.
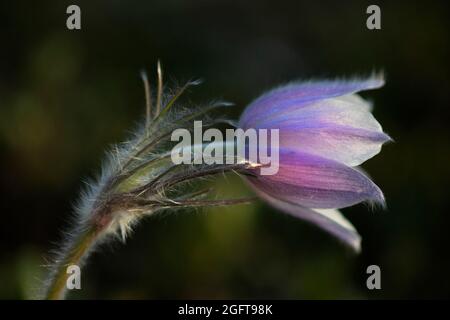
[0,0,449,299]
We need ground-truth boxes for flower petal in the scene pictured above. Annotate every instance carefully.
[250,95,391,166]
[255,95,383,131]
[252,188,361,252]
[240,76,384,128]
[278,125,390,167]
[247,149,385,209]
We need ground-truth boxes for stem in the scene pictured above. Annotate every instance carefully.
[45,226,99,300]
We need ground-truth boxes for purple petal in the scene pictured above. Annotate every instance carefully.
[253,95,383,131]
[240,76,384,129]
[247,149,385,209]
[245,93,390,166]
[278,126,391,166]
[252,188,361,252]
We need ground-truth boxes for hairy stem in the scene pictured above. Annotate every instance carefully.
[45,226,99,300]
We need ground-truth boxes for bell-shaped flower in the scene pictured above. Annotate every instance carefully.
[239,76,391,252]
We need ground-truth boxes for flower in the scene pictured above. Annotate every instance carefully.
[239,76,391,252]
[44,66,390,299]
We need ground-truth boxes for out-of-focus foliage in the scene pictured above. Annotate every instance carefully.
[0,0,449,299]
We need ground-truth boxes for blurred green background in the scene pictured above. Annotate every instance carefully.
[0,0,449,299]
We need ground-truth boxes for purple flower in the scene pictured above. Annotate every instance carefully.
[239,76,391,252]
